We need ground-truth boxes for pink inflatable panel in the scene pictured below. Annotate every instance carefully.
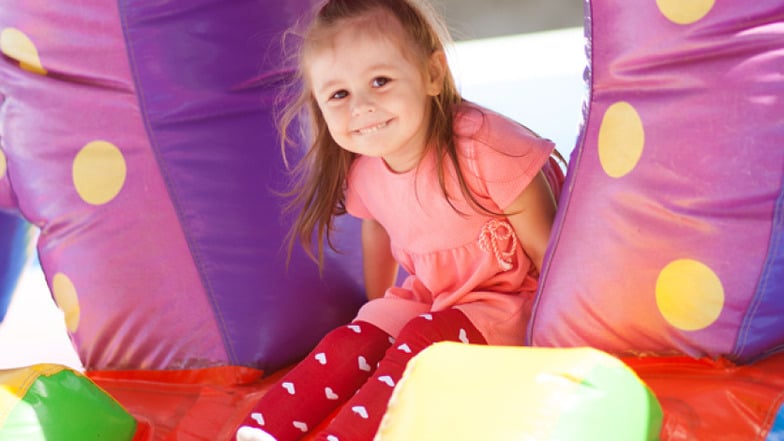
[529,0,784,363]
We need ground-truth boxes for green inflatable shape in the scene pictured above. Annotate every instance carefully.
[552,358,663,441]
[0,367,136,441]
[377,344,662,441]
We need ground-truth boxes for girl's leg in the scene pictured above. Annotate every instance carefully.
[236,321,392,441]
[313,308,486,441]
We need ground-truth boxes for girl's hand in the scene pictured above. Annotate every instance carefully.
[361,219,399,300]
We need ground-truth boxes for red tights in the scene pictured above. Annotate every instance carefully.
[236,308,485,441]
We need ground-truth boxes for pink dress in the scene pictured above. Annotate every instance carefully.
[345,103,561,345]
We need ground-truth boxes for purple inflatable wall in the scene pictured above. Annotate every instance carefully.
[0,0,364,373]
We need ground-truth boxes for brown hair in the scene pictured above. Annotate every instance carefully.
[278,0,494,267]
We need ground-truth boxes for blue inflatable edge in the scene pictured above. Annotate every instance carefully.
[0,212,34,322]
[767,401,784,441]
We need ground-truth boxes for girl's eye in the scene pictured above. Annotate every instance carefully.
[330,90,348,100]
[372,77,390,88]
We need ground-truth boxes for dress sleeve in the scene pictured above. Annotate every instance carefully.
[464,111,555,210]
[345,160,374,220]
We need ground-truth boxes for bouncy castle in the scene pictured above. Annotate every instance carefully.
[0,0,782,439]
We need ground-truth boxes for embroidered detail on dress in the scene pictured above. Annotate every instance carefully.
[478,219,517,271]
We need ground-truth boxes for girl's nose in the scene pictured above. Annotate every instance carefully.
[351,96,375,117]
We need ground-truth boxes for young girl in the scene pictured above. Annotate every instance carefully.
[236,0,564,440]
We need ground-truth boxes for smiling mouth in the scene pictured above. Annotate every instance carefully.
[354,120,390,135]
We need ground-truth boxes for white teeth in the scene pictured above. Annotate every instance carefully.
[357,121,388,135]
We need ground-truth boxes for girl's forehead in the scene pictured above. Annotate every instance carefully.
[305,11,413,59]
[304,29,408,85]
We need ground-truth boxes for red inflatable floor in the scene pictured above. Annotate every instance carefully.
[89,353,784,441]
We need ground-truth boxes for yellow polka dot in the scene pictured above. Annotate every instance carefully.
[52,273,80,333]
[597,101,645,178]
[0,149,6,179]
[72,140,127,205]
[656,0,715,25]
[0,27,47,75]
[655,259,724,331]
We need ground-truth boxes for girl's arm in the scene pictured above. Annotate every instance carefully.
[504,171,558,273]
[361,219,399,300]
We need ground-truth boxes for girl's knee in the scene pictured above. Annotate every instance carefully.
[395,309,479,346]
[319,321,387,346]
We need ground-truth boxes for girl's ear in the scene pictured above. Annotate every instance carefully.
[426,50,447,96]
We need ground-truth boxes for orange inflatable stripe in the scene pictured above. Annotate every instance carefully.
[89,366,275,441]
[624,353,784,440]
[88,365,265,386]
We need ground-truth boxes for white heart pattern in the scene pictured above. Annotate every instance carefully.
[250,412,265,426]
[293,421,308,432]
[352,405,369,419]
[358,356,371,372]
[459,328,469,344]
[388,336,396,344]
[315,352,327,365]
[326,436,340,441]
[282,382,296,395]
[236,426,275,441]
[378,375,395,387]
[325,387,339,400]
[397,343,412,353]
[420,313,433,320]
[347,324,362,333]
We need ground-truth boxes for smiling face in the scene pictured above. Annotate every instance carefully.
[305,14,444,172]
